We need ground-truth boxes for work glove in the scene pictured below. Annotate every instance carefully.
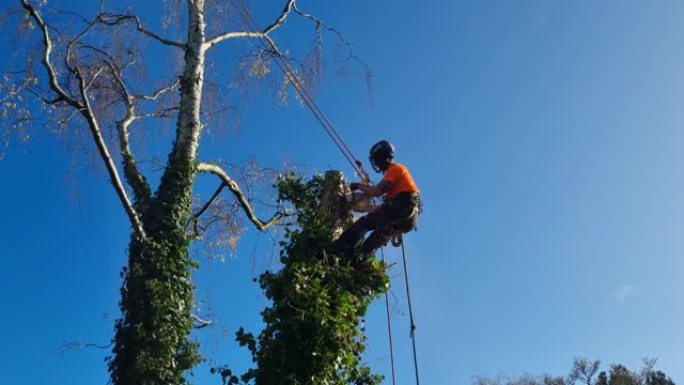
[349,182,361,191]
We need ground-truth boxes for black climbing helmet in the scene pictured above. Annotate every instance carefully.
[369,140,394,173]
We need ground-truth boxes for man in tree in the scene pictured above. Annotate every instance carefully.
[329,140,421,256]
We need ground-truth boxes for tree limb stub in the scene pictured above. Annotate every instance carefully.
[196,162,289,231]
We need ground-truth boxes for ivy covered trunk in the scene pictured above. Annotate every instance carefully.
[222,172,389,385]
[109,230,199,384]
[109,1,207,384]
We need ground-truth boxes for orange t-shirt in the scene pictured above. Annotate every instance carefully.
[383,163,419,199]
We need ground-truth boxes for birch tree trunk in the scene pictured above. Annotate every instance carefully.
[109,2,207,384]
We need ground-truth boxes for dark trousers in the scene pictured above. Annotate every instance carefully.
[335,192,419,254]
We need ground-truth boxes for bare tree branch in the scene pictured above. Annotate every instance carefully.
[292,2,357,63]
[188,181,225,231]
[20,0,81,108]
[134,107,179,120]
[64,17,97,74]
[84,66,106,90]
[204,0,296,49]
[53,9,91,25]
[75,65,146,238]
[21,0,147,236]
[25,86,62,105]
[191,314,213,329]
[291,1,372,101]
[196,162,289,231]
[106,60,153,205]
[54,341,113,357]
[134,79,180,101]
[96,13,186,49]
[59,41,154,207]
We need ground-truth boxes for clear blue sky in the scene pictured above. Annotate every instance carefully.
[1,0,683,384]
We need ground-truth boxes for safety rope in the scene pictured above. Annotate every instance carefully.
[228,3,418,384]
[401,241,421,385]
[379,247,397,385]
[228,0,367,180]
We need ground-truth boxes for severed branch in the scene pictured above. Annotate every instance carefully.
[96,13,186,49]
[195,162,289,232]
[204,0,296,49]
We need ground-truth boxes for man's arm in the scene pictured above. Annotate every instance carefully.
[352,180,392,197]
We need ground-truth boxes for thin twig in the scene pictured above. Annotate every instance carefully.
[96,13,186,49]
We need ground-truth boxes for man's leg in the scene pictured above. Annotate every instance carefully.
[361,227,394,254]
[328,206,393,254]
[361,203,419,255]
[329,216,370,253]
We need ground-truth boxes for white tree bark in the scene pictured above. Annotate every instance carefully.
[174,0,206,163]
[196,162,289,231]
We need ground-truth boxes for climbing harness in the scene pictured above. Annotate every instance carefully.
[227,2,421,384]
[370,193,421,250]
